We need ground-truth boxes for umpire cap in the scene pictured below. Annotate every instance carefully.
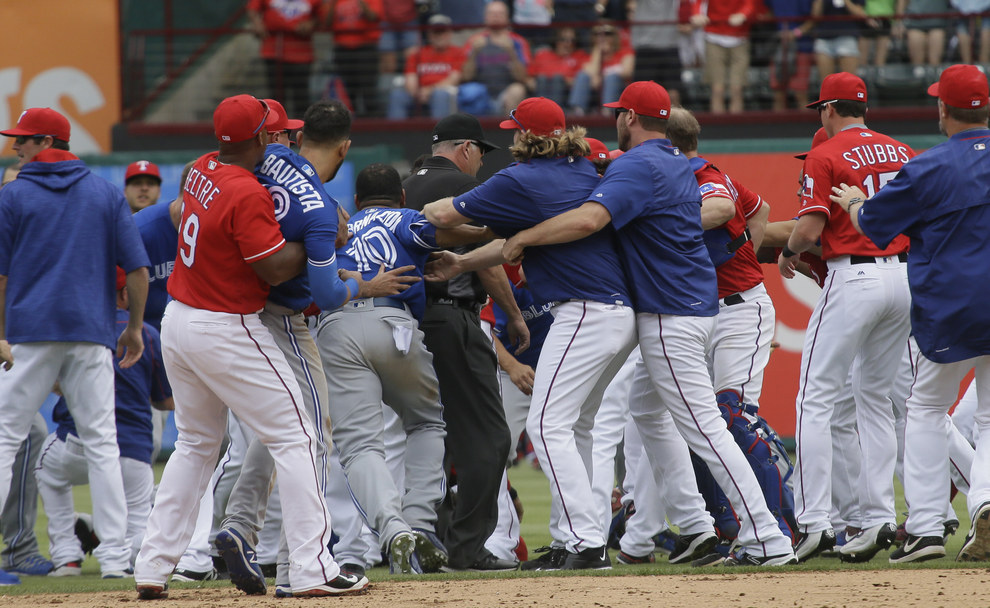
[431,113,499,153]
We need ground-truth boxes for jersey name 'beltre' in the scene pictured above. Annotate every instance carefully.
[258,154,325,212]
[842,143,912,170]
[183,166,221,209]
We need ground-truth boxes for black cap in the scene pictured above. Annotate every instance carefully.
[431,113,499,152]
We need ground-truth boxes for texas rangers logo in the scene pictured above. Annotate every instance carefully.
[801,175,814,199]
[135,160,151,173]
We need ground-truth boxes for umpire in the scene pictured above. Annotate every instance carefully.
[403,113,527,571]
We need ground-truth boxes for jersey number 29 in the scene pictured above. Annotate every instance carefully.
[179,213,200,267]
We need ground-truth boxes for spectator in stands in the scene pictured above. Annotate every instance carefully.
[811,0,866,77]
[568,22,634,114]
[379,0,420,75]
[437,0,487,44]
[512,0,554,51]
[897,0,950,67]
[952,0,990,64]
[461,1,531,116]
[388,14,465,119]
[765,0,815,109]
[123,161,161,214]
[860,0,895,67]
[552,0,602,48]
[326,0,385,117]
[690,0,763,114]
[679,0,705,68]
[529,27,589,107]
[247,0,323,118]
[630,0,684,106]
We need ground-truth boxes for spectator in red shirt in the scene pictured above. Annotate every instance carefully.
[527,27,589,108]
[388,14,466,119]
[326,0,384,117]
[460,1,531,115]
[379,0,421,75]
[247,0,324,118]
[567,22,634,115]
[690,0,764,114]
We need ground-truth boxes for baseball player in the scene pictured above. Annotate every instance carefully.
[215,99,416,598]
[0,415,51,579]
[830,64,990,563]
[37,268,171,572]
[132,95,367,599]
[321,162,489,577]
[124,161,162,214]
[0,107,150,580]
[501,81,797,566]
[779,72,913,563]
[425,97,638,570]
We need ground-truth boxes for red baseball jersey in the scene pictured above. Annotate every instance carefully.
[331,0,385,48]
[528,48,590,80]
[798,127,912,260]
[695,163,765,298]
[405,45,467,88]
[168,152,286,314]
[248,0,324,63]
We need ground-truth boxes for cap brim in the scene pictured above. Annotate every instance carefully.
[477,139,499,152]
[602,101,623,109]
[498,119,519,130]
[794,152,809,160]
[805,98,825,109]
[927,82,940,98]
[285,118,304,130]
[0,127,37,137]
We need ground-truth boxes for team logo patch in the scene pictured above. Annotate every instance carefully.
[801,175,814,199]
[208,160,217,170]
[417,169,428,175]
[857,92,864,98]
[659,108,669,117]
[976,143,986,151]
[459,201,466,208]
[595,192,603,198]
[699,183,717,195]
[302,164,315,176]
[860,132,873,137]
[974,100,982,107]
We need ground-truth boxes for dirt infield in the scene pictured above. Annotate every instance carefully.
[5,569,989,608]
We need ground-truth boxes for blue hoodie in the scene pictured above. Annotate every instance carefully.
[0,150,149,350]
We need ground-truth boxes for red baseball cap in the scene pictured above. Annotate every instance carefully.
[585,137,609,161]
[806,72,867,108]
[214,95,277,143]
[794,127,830,160]
[263,98,305,133]
[116,267,127,291]
[125,160,162,184]
[604,81,671,119]
[0,107,71,142]
[499,97,565,137]
[608,149,624,160]
[928,64,989,109]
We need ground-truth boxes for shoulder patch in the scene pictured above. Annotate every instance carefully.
[301,164,315,177]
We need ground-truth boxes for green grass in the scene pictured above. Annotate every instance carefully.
[0,458,979,595]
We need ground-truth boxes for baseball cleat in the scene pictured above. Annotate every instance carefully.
[723,550,798,566]
[958,501,990,562]
[616,550,655,565]
[293,572,369,597]
[215,528,267,595]
[136,582,168,600]
[889,535,946,563]
[794,528,836,562]
[690,552,726,567]
[412,528,448,573]
[668,530,719,564]
[49,561,82,577]
[839,522,897,563]
[171,567,219,582]
[560,545,611,570]
[388,531,420,574]
[6,555,54,576]
[0,568,21,586]
[520,545,568,571]
[274,584,293,598]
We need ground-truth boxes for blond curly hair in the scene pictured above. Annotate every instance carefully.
[508,126,591,162]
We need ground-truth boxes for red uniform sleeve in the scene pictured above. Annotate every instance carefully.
[797,153,834,219]
[733,179,764,219]
[233,187,286,263]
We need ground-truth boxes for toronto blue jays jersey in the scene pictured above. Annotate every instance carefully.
[454,156,630,307]
[492,281,554,369]
[134,200,179,331]
[53,309,170,464]
[336,206,439,321]
[255,144,341,311]
[592,138,718,316]
[859,127,990,363]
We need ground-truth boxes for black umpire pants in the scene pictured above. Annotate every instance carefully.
[420,303,511,568]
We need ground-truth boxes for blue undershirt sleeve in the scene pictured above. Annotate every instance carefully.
[308,257,359,310]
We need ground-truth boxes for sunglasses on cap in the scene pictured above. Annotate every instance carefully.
[508,108,526,131]
[252,99,272,137]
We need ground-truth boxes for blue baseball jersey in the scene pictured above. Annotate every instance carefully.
[0,154,150,349]
[53,309,170,465]
[492,281,554,369]
[858,127,990,363]
[454,156,630,307]
[337,207,439,321]
[592,139,718,316]
[134,200,179,331]
[255,144,343,311]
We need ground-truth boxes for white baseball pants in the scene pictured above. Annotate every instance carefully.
[709,283,776,405]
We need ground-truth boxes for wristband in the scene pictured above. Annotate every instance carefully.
[782,245,798,258]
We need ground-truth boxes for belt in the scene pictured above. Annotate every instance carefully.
[324,297,409,321]
[427,297,483,313]
[850,252,907,264]
[721,293,745,306]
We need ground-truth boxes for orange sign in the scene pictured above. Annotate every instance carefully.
[0,0,120,155]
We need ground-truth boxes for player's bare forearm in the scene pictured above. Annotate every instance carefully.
[478,266,530,354]
[117,326,144,369]
[424,241,508,282]
[423,197,470,228]
[435,225,497,248]
[502,202,612,263]
[153,397,175,411]
[125,267,150,332]
[830,183,867,235]
[762,219,797,248]
[746,202,770,251]
[494,339,535,395]
[252,241,307,285]
[779,213,825,279]
[700,196,735,230]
